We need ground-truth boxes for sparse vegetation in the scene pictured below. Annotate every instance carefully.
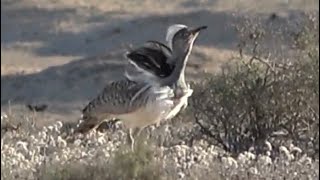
[190,13,319,156]
[1,10,319,180]
[37,140,162,180]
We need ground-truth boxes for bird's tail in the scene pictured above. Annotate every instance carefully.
[73,115,100,134]
[64,115,100,143]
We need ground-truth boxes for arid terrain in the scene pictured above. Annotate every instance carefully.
[2,0,318,125]
[1,1,319,179]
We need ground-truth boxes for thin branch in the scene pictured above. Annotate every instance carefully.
[194,116,230,152]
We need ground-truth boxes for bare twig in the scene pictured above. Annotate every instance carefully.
[194,116,230,152]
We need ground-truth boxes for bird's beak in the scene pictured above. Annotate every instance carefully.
[189,25,207,35]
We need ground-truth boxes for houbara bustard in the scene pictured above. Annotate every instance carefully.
[125,24,195,120]
[75,25,207,150]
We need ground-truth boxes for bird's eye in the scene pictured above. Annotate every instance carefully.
[183,32,189,37]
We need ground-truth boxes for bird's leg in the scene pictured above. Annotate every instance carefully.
[127,127,142,151]
[127,128,134,151]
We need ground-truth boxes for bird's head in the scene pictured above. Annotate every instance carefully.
[166,24,188,49]
[166,24,207,55]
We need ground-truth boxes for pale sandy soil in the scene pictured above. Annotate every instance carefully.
[1,0,318,126]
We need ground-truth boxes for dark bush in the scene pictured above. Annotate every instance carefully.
[189,13,319,156]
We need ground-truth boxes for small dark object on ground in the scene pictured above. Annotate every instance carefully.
[26,104,48,112]
[1,122,21,132]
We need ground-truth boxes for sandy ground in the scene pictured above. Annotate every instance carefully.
[1,0,318,126]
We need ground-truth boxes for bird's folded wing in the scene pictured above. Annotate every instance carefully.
[125,41,174,78]
[145,40,172,59]
[82,80,156,116]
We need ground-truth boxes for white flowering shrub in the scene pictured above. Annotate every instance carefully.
[1,109,319,180]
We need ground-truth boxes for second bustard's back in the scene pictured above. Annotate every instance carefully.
[75,25,207,148]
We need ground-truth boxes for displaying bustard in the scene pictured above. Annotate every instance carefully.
[75,25,207,150]
[125,24,195,120]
